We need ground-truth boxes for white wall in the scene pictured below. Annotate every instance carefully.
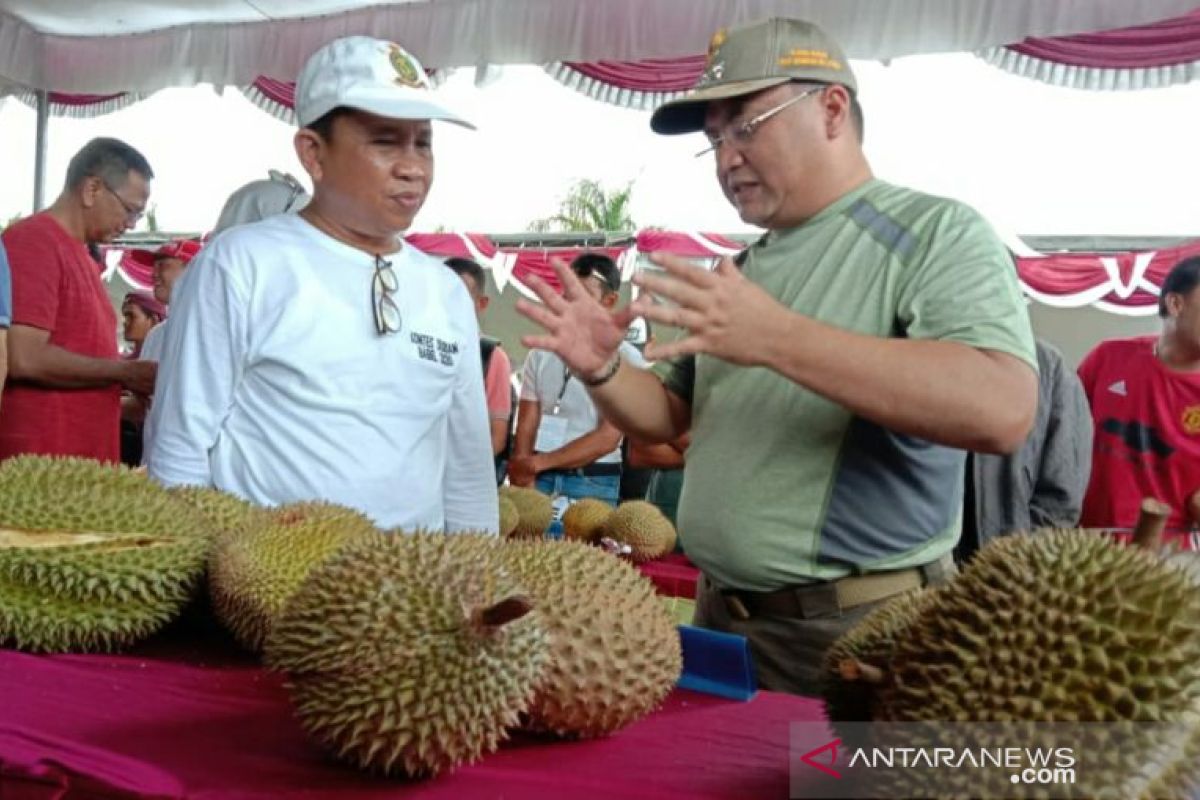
[1028,302,1159,369]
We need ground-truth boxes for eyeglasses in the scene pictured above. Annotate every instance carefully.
[372,254,401,335]
[102,181,145,224]
[695,85,823,158]
[274,172,306,213]
[574,272,618,297]
[571,264,619,295]
[282,182,305,213]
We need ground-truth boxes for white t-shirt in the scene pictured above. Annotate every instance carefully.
[137,320,167,462]
[146,213,498,533]
[519,342,646,465]
[140,320,166,363]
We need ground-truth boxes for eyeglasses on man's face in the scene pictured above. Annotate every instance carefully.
[372,254,401,336]
[102,181,146,224]
[695,85,823,158]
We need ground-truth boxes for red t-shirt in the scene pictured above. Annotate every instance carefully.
[0,213,121,463]
[1078,336,1200,542]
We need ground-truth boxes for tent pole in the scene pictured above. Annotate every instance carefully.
[33,90,49,212]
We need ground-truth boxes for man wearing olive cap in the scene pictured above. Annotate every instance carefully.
[517,18,1038,694]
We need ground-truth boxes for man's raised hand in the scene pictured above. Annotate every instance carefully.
[631,252,788,365]
[516,258,634,377]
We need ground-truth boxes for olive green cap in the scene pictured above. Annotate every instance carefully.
[651,17,857,135]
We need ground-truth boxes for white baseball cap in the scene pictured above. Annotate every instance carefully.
[294,36,474,130]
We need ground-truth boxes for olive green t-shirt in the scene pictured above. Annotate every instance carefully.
[659,179,1037,591]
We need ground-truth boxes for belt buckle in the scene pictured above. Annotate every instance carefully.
[797,583,841,618]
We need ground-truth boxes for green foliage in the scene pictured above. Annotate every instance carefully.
[529,179,635,233]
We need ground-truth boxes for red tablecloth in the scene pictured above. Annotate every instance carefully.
[0,618,825,799]
[637,554,700,600]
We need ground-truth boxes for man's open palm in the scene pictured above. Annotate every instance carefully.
[515,259,634,376]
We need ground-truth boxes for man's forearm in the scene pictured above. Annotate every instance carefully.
[766,311,1037,454]
[10,340,127,389]
[627,440,685,470]
[513,400,541,458]
[587,360,685,444]
[537,427,622,472]
[489,418,508,456]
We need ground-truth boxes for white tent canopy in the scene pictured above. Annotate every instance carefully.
[1,0,1198,94]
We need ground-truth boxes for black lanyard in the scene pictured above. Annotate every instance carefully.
[551,365,571,415]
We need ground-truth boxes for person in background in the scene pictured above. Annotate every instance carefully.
[1078,256,1200,546]
[212,170,310,236]
[510,253,647,513]
[956,338,1092,563]
[147,36,497,533]
[115,239,204,464]
[444,256,514,483]
[132,239,203,364]
[121,291,166,358]
[0,137,157,463]
[515,18,1037,695]
[619,317,680,508]
[627,433,690,529]
[117,290,166,466]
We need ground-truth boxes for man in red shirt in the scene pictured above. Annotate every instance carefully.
[1,137,158,463]
[1079,256,1200,545]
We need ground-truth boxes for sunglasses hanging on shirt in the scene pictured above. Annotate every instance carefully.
[372,254,401,335]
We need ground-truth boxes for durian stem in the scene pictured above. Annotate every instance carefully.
[1132,498,1171,551]
[475,595,534,628]
[838,659,885,685]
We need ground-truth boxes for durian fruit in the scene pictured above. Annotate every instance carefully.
[1140,723,1200,800]
[167,485,263,541]
[604,500,676,561]
[821,587,939,744]
[496,539,681,737]
[1140,549,1200,800]
[499,486,553,540]
[264,531,549,777]
[0,455,211,652]
[498,495,519,538]
[868,531,1200,798]
[208,501,378,652]
[561,498,613,543]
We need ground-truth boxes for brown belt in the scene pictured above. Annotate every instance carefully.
[714,554,954,621]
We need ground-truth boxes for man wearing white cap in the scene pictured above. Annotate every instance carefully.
[147,37,498,533]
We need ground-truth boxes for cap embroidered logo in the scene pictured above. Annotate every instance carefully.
[707,28,727,57]
[701,29,728,83]
[389,44,424,88]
